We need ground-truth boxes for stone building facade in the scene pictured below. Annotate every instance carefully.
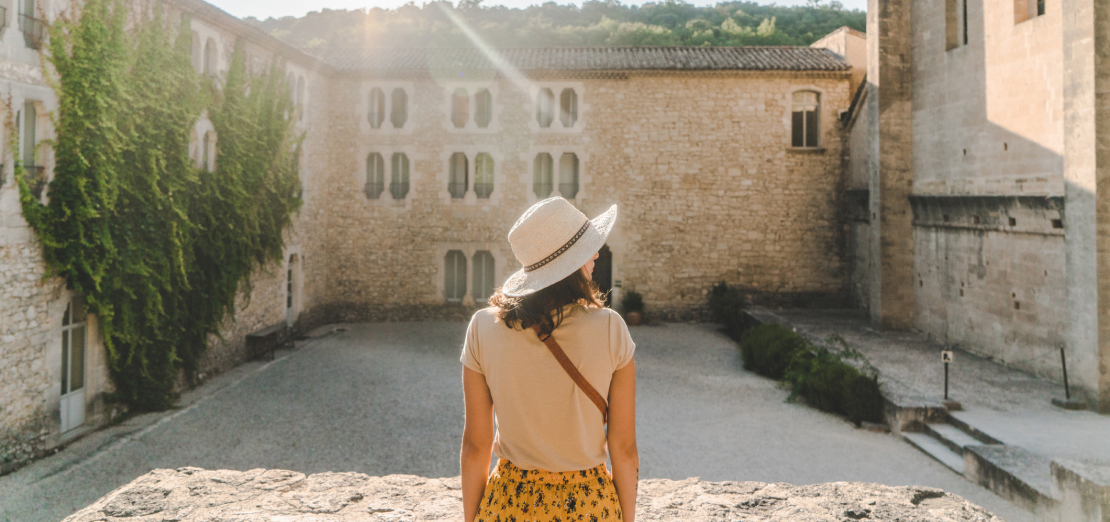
[314,47,853,322]
[847,0,1110,411]
[0,0,862,468]
[0,0,329,470]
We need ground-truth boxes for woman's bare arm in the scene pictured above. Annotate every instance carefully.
[607,359,638,522]
[461,366,495,522]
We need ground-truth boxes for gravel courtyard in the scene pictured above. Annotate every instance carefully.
[0,321,1033,522]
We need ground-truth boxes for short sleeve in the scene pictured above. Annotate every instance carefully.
[460,312,484,374]
[608,310,636,371]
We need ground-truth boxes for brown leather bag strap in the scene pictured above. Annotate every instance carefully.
[531,324,608,424]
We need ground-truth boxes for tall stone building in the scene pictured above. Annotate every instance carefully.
[0,0,861,467]
[847,0,1110,411]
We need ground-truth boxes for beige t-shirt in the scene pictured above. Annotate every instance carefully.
[460,304,635,472]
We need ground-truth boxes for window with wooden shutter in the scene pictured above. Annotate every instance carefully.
[533,153,553,198]
[473,251,495,301]
[445,250,467,301]
[474,89,492,128]
[536,88,555,128]
[390,153,409,199]
[559,153,579,199]
[391,88,408,128]
[560,88,577,128]
[449,152,468,198]
[366,153,385,199]
[475,153,494,199]
[452,88,469,128]
[791,91,819,148]
[368,88,385,129]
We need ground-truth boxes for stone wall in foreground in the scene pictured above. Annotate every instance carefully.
[64,467,1002,522]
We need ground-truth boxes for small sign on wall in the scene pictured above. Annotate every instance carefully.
[941,351,953,364]
[614,280,622,288]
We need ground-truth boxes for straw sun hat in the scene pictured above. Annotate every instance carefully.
[501,197,618,297]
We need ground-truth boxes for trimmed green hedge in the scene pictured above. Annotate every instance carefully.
[737,324,883,426]
[706,282,883,426]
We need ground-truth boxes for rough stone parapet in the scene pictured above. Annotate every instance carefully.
[63,467,1003,521]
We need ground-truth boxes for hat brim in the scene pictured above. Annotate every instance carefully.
[500,204,617,297]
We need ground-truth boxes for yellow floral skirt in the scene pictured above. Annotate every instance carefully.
[475,459,623,522]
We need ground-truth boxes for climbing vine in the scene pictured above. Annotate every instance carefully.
[16,0,302,411]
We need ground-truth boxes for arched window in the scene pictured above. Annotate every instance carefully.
[452,88,469,128]
[391,88,408,128]
[191,32,201,73]
[204,38,217,77]
[473,251,495,302]
[445,250,467,301]
[536,88,555,128]
[296,77,306,122]
[560,88,577,128]
[365,152,385,199]
[449,152,468,199]
[791,91,820,148]
[559,153,579,199]
[474,88,492,128]
[202,131,216,172]
[533,153,553,198]
[368,88,385,129]
[390,152,409,200]
[474,153,494,199]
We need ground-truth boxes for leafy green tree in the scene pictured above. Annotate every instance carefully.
[245,0,864,49]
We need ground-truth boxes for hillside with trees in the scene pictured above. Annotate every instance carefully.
[245,0,865,49]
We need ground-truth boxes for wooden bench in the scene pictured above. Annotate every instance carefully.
[245,323,292,361]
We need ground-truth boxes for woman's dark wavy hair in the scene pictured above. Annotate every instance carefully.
[489,268,605,336]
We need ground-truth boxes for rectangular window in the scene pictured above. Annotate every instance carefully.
[475,153,494,199]
[536,88,555,128]
[474,89,492,128]
[559,153,579,199]
[449,152,468,198]
[473,251,495,301]
[559,88,578,128]
[60,295,86,432]
[946,0,960,50]
[445,250,467,301]
[791,91,820,148]
[369,88,385,129]
[390,152,409,199]
[452,88,469,129]
[533,153,553,198]
[1015,0,1044,23]
[366,152,385,199]
[390,88,407,129]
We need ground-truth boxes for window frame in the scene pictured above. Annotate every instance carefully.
[365,152,386,199]
[368,88,386,129]
[390,152,410,200]
[449,152,468,199]
[444,250,468,302]
[789,90,821,149]
[472,250,495,302]
[474,153,494,199]
[533,152,553,198]
[558,152,579,200]
[363,83,414,133]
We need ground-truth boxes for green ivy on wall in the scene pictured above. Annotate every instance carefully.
[16,0,302,411]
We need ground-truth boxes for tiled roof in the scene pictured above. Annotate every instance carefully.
[311,47,850,74]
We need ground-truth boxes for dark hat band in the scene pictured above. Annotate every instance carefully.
[524,221,590,273]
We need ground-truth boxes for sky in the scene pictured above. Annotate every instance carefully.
[213,0,867,21]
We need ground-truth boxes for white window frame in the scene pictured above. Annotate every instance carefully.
[521,147,589,205]
[529,82,585,133]
[442,83,500,133]
[361,82,414,134]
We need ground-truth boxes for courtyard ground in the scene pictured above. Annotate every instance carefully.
[0,321,1035,522]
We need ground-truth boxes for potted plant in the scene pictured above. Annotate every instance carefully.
[621,290,645,326]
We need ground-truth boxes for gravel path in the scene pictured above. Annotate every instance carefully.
[0,321,1034,522]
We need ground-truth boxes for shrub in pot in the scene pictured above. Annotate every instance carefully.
[621,290,645,326]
